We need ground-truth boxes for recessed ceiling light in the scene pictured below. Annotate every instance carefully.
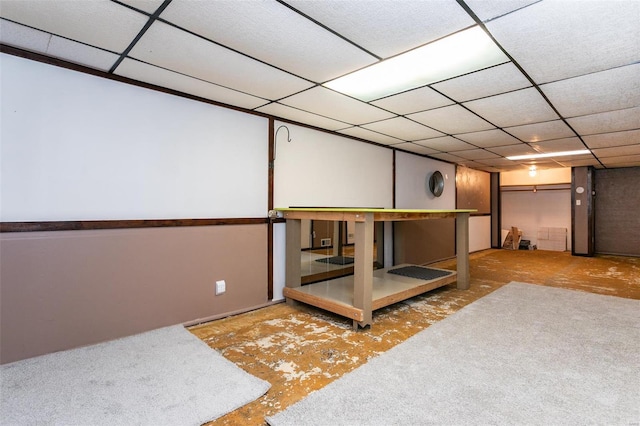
[324,26,508,102]
[506,150,591,160]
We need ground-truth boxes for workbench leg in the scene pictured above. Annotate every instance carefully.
[285,218,302,306]
[456,212,470,290]
[353,213,374,328]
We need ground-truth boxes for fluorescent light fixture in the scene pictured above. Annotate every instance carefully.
[506,150,591,161]
[324,26,508,102]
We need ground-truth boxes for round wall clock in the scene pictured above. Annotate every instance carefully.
[428,170,445,197]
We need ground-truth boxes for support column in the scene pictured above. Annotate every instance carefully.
[285,218,302,305]
[353,213,374,329]
[456,212,470,290]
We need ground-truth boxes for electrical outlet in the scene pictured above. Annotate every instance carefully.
[215,280,226,295]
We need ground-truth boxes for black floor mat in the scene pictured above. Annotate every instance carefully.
[387,265,453,280]
[315,256,355,265]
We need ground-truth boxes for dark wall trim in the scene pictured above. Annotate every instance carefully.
[267,118,275,300]
[490,172,501,248]
[0,218,268,233]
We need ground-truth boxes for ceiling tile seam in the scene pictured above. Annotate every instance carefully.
[475,0,543,24]
[120,56,272,104]
[537,60,640,87]
[276,0,381,61]
[0,17,121,57]
[562,106,640,122]
[345,126,405,144]
[110,0,154,16]
[456,0,604,168]
[260,101,356,127]
[275,84,402,122]
[453,83,534,104]
[108,0,174,74]
[266,85,323,105]
[583,128,640,141]
[154,18,317,88]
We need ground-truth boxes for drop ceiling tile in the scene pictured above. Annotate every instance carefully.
[555,158,601,168]
[428,152,466,163]
[115,58,269,110]
[530,137,586,153]
[485,1,640,83]
[599,154,640,167]
[280,86,395,125]
[129,21,314,100]
[285,0,474,58]
[160,1,376,82]
[540,64,640,118]
[464,0,539,22]
[464,87,558,128]
[474,166,502,173]
[0,18,50,52]
[487,144,537,157]
[592,144,640,158]
[0,0,148,53]
[337,127,405,146]
[414,136,477,152]
[362,117,444,141]
[393,143,439,156]
[371,86,453,115]
[432,63,531,102]
[568,107,640,136]
[0,19,120,71]
[46,36,119,71]
[506,120,575,143]
[454,129,522,148]
[256,103,350,132]
[457,160,490,170]
[453,149,501,161]
[476,157,519,166]
[118,0,165,14]
[583,129,640,149]
[541,154,594,163]
[408,105,494,134]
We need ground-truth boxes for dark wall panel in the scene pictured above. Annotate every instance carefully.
[594,167,640,256]
[456,167,491,214]
[394,219,455,265]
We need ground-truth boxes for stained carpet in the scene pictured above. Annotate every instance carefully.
[0,325,270,425]
[190,249,640,425]
[266,282,640,425]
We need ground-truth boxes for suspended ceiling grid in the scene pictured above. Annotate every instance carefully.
[1,0,639,172]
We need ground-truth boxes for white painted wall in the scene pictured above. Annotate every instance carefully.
[501,189,572,250]
[1,54,268,220]
[395,151,456,209]
[469,216,491,252]
[273,121,393,209]
[501,167,572,250]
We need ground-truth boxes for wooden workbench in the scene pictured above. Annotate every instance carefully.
[274,208,475,330]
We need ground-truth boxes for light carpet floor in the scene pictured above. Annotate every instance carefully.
[267,282,640,425]
[1,325,270,426]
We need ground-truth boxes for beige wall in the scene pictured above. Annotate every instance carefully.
[0,224,268,364]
